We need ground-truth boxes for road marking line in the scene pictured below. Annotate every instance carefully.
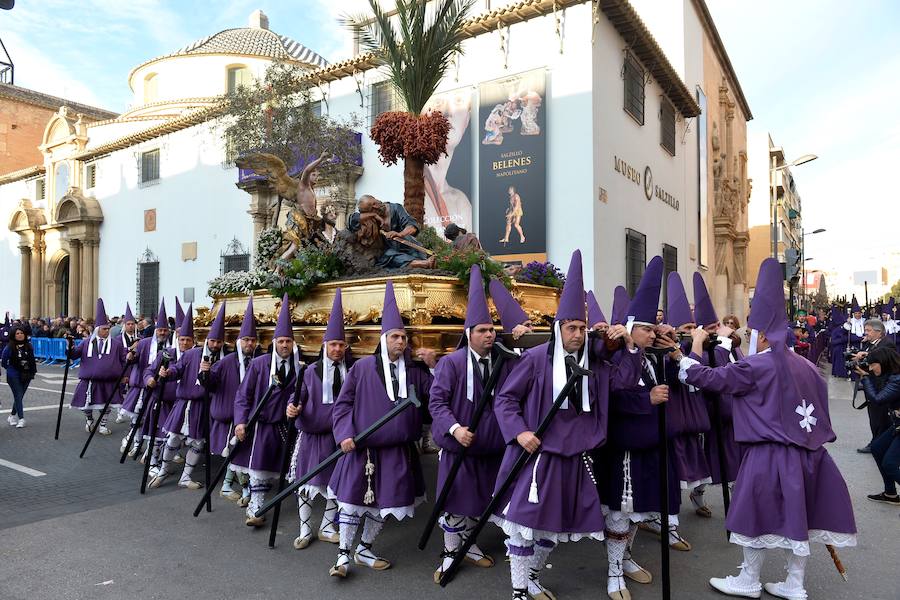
[23,404,64,412]
[0,458,47,477]
[25,386,73,396]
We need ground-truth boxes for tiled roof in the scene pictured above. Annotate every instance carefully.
[131,27,328,76]
[0,83,118,121]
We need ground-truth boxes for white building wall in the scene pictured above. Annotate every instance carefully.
[591,13,699,309]
[0,177,29,315]
[92,121,252,316]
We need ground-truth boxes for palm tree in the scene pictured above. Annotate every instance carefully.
[347,0,475,225]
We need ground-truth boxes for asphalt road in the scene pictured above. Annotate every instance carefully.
[0,363,894,600]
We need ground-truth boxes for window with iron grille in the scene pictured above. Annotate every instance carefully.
[140,149,160,186]
[221,238,250,274]
[661,244,678,312]
[311,100,322,118]
[625,228,647,297]
[623,52,645,125]
[369,81,399,127]
[660,98,676,156]
[35,178,46,201]
[136,248,160,318]
[85,163,96,189]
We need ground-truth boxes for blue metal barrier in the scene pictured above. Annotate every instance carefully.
[33,338,82,365]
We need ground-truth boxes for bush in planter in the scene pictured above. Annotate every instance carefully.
[515,261,566,289]
[255,228,284,270]
[436,247,511,290]
[265,248,346,301]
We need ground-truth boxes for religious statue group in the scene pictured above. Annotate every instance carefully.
[57,246,857,600]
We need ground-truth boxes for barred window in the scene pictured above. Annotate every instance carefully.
[623,52,645,125]
[35,178,46,201]
[140,149,160,186]
[625,228,647,297]
[660,98,676,156]
[85,163,96,189]
[221,238,250,274]
[369,81,399,127]
[136,248,159,318]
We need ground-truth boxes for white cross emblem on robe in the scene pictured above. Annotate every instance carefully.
[795,399,817,433]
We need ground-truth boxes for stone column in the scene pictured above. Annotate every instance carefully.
[68,240,81,319]
[30,237,43,318]
[80,240,93,318]
[91,239,100,303]
[19,245,31,318]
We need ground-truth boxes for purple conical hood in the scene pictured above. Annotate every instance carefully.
[889,297,896,315]
[123,302,135,324]
[555,250,586,322]
[489,278,529,332]
[747,258,789,347]
[831,305,847,326]
[586,291,607,326]
[175,297,185,329]
[274,294,293,339]
[611,286,631,326]
[692,272,718,326]
[666,272,693,327]
[94,298,109,328]
[324,289,346,342]
[381,281,404,334]
[208,301,226,341]
[464,265,492,328]
[625,256,663,326]
[851,296,861,313]
[239,297,257,338]
[155,299,168,329]
[180,304,194,338]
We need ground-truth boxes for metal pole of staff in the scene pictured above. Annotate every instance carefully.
[54,338,75,440]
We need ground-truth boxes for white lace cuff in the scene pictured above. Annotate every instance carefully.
[678,356,700,384]
[729,530,857,557]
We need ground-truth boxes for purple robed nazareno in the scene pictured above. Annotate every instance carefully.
[141,347,182,441]
[684,349,857,550]
[121,336,171,418]
[68,335,128,410]
[327,354,430,519]
[700,339,745,484]
[429,346,514,518]
[232,353,298,478]
[491,341,641,539]
[208,351,247,454]
[290,356,354,496]
[162,345,221,440]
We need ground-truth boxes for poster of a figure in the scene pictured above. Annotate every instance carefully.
[478,69,546,259]
[423,88,474,232]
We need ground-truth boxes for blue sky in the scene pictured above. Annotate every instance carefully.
[2,0,898,275]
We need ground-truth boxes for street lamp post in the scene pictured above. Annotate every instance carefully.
[800,228,826,311]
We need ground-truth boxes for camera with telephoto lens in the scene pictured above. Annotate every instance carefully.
[844,348,868,372]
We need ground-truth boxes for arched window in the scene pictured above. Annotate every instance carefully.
[143,73,158,104]
[137,247,160,318]
[227,66,252,95]
[221,237,250,273]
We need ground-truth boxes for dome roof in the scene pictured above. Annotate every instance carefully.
[129,10,328,79]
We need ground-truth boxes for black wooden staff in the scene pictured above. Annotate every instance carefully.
[439,356,590,587]
[267,364,306,548]
[192,374,282,518]
[120,386,149,464]
[646,345,674,600]
[200,356,215,513]
[79,355,135,459]
[53,337,75,440]
[704,340,731,529]
[418,342,517,550]
[254,386,423,519]
[140,351,172,494]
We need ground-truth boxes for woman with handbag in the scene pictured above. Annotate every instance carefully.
[1,326,37,428]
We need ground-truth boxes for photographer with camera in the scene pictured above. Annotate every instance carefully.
[855,346,900,508]
[853,319,897,453]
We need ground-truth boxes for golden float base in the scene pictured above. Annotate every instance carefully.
[194,274,559,355]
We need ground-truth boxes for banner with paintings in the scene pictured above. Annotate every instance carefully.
[423,87,474,232]
[478,69,547,262]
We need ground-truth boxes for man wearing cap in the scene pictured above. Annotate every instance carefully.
[610,286,631,327]
[673,258,857,600]
[285,289,352,550]
[68,299,130,435]
[596,257,680,600]
[149,305,223,490]
[428,266,514,583]
[491,250,639,600]
[586,291,610,335]
[327,281,437,579]
[120,301,172,458]
[208,297,260,503]
[233,294,302,527]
